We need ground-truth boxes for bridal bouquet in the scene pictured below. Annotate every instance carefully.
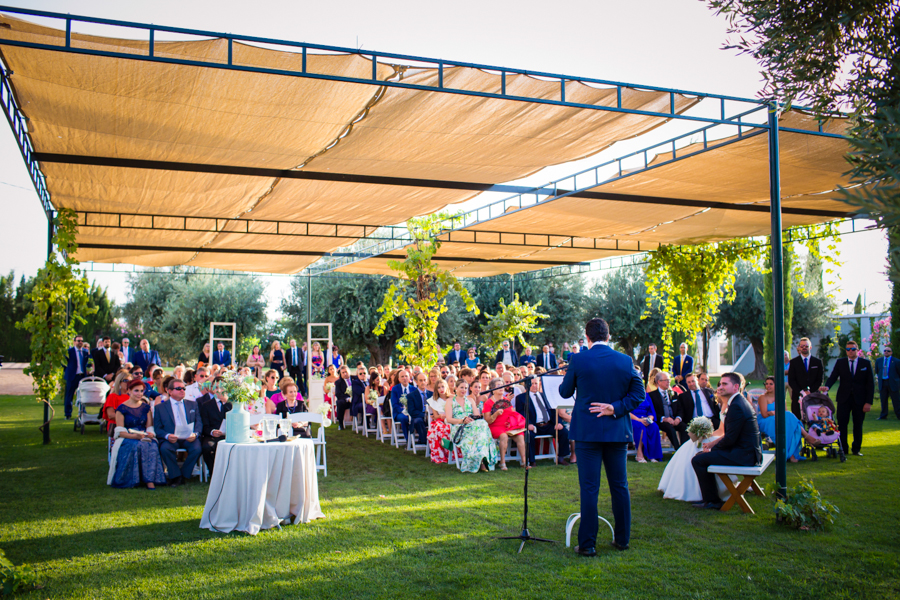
[687,416,714,447]
[366,390,379,406]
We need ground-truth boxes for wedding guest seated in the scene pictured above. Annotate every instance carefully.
[185,367,209,402]
[630,394,663,463]
[261,369,280,400]
[648,371,684,450]
[103,370,132,434]
[427,379,453,463]
[390,370,414,441]
[465,347,479,369]
[334,365,363,429]
[483,377,528,470]
[407,372,431,445]
[348,364,370,427]
[515,376,571,465]
[155,378,203,487]
[445,379,499,472]
[274,379,310,438]
[199,377,231,476]
[757,376,816,462]
[520,346,536,366]
[678,373,720,432]
[691,373,763,509]
[107,379,167,489]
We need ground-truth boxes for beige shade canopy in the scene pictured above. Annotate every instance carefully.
[0,13,853,276]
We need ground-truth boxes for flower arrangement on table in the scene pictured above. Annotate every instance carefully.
[687,416,714,448]
[366,390,379,406]
[219,371,262,407]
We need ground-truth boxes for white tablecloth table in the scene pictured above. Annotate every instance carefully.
[200,438,325,535]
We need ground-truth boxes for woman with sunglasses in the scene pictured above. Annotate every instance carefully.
[107,379,167,489]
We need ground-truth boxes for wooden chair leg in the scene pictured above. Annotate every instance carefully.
[717,474,756,514]
[749,479,765,496]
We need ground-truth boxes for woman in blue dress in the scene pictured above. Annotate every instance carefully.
[269,340,285,380]
[107,379,167,489]
[465,347,479,369]
[630,393,663,463]
[332,345,344,369]
[757,376,814,462]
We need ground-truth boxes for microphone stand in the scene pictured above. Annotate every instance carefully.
[484,364,567,553]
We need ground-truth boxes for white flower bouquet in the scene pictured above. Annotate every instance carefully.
[316,402,333,427]
[687,416,714,447]
[366,390,379,406]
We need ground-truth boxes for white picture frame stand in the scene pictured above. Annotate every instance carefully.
[306,323,333,413]
[209,322,237,368]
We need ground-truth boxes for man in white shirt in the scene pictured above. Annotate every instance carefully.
[155,378,203,486]
[184,367,209,402]
[675,373,720,442]
[640,343,664,385]
[120,338,132,365]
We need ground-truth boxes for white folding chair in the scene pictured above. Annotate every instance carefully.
[532,434,558,464]
[351,410,364,434]
[292,412,326,477]
[407,421,428,454]
[376,400,392,443]
[362,406,379,438]
[391,419,407,449]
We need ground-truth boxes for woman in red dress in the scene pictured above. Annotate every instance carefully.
[482,377,528,470]
[427,379,454,464]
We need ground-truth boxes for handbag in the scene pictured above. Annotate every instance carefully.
[441,437,453,450]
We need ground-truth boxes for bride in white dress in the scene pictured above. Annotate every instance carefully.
[658,394,731,503]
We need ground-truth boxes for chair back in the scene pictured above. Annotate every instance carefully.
[248,413,280,426]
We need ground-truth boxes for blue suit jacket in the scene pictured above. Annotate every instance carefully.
[444,350,465,366]
[558,343,644,443]
[155,399,202,440]
[64,347,91,382]
[674,354,694,381]
[390,384,413,420]
[520,354,537,366]
[536,352,558,370]
[132,350,161,372]
[212,350,232,366]
[407,387,432,421]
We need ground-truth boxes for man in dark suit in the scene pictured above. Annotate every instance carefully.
[198,377,231,477]
[559,318,644,555]
[390,370,414,441]
[333,365,362,430]
[640,343,664,386]
[131,339,161,373]
[407,372,431,445]
[691,372,762,509]
[520,346,537,366]
[515,376,570,465]
[91,336,121,382]
[63,334,91,419]
[677,373,720,434]
[875,347,900,420]
[445,342,465,367]
[155,378,203,486]
[578,338,589,353]
[211,342,232,368]
[537,344,558,371]
[494,340,519,367]
[648,371,683,450]
[285,339,304,384]
[673,343,694,386]
[820,340,875,455]
[787,337,825,418]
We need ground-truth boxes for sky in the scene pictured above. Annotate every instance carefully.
[0,0,891,316]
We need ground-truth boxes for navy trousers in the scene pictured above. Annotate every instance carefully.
[395,413,410,440]
[159,438,202,481]
[879,382,899,419]
[410,416,427,445]
[63,374,85,418]
[575,441,630,549]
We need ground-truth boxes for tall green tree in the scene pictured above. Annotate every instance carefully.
[717,261,768,379]
[890,228,900,351]
[584,265,665,360]
[0,272,34,362]
[76,281,116,344]
[480,294,549,354]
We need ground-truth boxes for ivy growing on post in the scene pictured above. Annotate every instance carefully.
[644,240,761,369]
[373,213,479,368]
[480,293,549,355]
[17,209,96,444]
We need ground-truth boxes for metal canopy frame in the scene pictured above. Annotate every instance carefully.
[0,5,859,496]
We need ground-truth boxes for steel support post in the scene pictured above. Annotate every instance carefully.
[768,106,787,497]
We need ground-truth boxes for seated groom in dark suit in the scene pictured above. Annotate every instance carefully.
[515,376,570,465]
[199,377,231,477]
[691,372,762,509]
[156,378,203,486]
[390,369,414,441]
[407,372,431,445]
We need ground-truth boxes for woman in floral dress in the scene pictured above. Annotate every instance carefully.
[427,379,453,464]
[445,379,499,473]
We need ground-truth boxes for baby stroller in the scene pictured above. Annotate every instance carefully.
[800,392,845,462]
[74,376,109,435]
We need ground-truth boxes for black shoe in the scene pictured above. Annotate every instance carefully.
[692,502,708,509]
[705,502,724,510]
[877,416,887,420]
[168,477,182,487]
[610,541,629,551]
[574,545,597,557]
[852,451,863,456]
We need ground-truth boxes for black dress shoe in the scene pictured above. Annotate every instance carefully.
[574,545,597,557]
[610,541,629,551]
[692,502,708,509]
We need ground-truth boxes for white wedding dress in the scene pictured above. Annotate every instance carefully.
[657,436,730,502]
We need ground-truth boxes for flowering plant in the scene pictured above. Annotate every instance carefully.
[687,416,714,448]
[861,316,891,360]
[219,371,262,407]
[323,381,335,395]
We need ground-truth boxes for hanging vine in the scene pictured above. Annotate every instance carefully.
[644,239,762,368]
[373,213,479,368]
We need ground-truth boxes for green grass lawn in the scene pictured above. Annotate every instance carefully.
[1,394,899,600]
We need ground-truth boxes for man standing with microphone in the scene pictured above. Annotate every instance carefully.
[559,317,644,556]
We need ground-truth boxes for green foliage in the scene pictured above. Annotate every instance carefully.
[764,243,794,374]
[645,240,760,368]
[77,280,117,344]
[717,261,768,379]
[373,214,479,368]
[122,271,266,364]
[480,294,549,354]
[0,272,35,362]
[853,293,864,315]
[0,548,37,595]
[16,209,96,416]
[817,335,836,364]
[237,335,260,365]
[766,477,840,532]
[708,0,899,276]
[890,228,900,351]
[585,265,665,359]
[281,275,406,365]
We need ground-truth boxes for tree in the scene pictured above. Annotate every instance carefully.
[584,265,665,360]
[373,214,479,368]
[17,209,96,444]
[853,293,864,315]
[75,280,116,344]
[480,294,549,354]
[716,261,768,380]
[0,272,34,362]
[708,1,900,276]
[281,274,406,365]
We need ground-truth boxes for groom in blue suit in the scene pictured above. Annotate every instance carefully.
[559,318,644,555]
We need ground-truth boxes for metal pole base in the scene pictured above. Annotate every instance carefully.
[497,528,558,553]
